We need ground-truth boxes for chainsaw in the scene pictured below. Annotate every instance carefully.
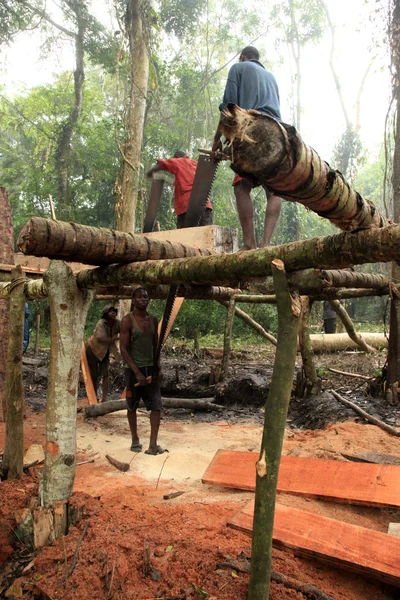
[143,149,226,359]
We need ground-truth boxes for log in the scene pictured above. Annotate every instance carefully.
[84,397,223,417]
[75,224,400,289]
[248,260,301,600]
[219,105,386,231]
[0,188,14,422]
[17,217,213,265]
[308,332,387,352]
[330,390,400,437]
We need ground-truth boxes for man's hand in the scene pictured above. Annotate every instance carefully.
[135,371,148,386]
[112,334,119,342]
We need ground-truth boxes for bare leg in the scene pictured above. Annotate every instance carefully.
[127,403,140,447]
[259,192,282,248]
[148,410,161,452]
[234,181,257,250]
[102,376,108,403]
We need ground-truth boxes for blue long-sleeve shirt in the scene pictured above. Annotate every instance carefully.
[219,60,281,121]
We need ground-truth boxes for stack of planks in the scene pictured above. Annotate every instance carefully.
[201,450,400,586]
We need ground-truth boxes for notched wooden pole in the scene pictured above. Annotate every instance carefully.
[3,266,26,479]
[42,261,94,508]
[248,259,301,600]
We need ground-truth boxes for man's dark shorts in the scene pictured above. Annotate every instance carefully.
[86,345,109,381]
[176,208,213,229]
[125,366,162,412]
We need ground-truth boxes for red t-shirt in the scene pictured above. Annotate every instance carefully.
[157,157,213,216]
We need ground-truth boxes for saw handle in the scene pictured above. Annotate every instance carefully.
[133,375,152,387]
[198,148,229,161]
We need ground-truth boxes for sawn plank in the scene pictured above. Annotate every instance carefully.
[201,449,400,508]
[228,500,400,586]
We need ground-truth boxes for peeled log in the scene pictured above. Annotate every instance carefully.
[220,106,386,232]
[84,397,223,418]
[17,217,213,266]
[309,333,387,353]
[75,224,400,289]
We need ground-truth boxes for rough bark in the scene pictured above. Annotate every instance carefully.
[0,279,48,301]
[222,297,236,379]
[18,217,213,265]
[84,397,222,418]
[218,300,277,346]
[42,261,94,506]
[0,188,14,422]
[248,260,301,600]
[114,0,150,233]
[75,224,400,289]
[57,0,85,217]
[298,297,318,396]
[329,299,375,353]
[2,266,26,479]
[220,106,386,232]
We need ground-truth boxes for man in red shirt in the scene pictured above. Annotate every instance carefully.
[146,151,213,228]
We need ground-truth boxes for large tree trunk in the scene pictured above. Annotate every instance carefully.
[42,261,93,506]
[248,260,301,599]
[114,0,150,233]
[57,0,85,218]
[0,188,14,422]
[219,106,386,232]
[2,266,25,479]
[18,217,212,265]
[75,224,400,290]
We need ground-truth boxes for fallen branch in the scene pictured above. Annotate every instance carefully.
[67,521,90,578]
[84,397,222,418]
[163,491,185,500]
[105,455,130,472]
[217,558,335,599]
[328,368,373,381]
[330,390,400,437]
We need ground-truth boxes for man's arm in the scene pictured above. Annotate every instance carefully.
[146,163,163,178]
[120,316,147,385]
[94,321,118,345]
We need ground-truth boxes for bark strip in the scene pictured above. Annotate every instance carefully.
[248,260,301,600]
[220,106,386,232]
[18,217,213,265]
[75,224,400,289]
[2,266,26,479]
[42,261,94,506]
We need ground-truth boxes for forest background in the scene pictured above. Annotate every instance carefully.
[0,0,394,349]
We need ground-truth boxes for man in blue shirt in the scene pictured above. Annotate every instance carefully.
[213,46,282,250]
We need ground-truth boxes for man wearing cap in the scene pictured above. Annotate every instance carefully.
[146,151,213,228]
[86,304,121,403]
[212,45,282,250]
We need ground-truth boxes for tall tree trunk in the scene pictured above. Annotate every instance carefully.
[0,188,14,422]
[57,0,85,218]
[247,260,301,599]
[42,261,93,506]
[115,0,150,233]
[2,266,26,479]
[222,296,235,378]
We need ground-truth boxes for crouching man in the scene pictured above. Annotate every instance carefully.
[119,287,167,455]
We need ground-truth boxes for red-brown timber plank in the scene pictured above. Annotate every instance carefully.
[201,450,400,508]
[228,500,400,586]
[80,342,97,406]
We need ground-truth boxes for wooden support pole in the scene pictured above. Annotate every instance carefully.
[42,261,94,507]
[387,283,400,398]
[329,299,375,353]
[34,313,40,358]
[2,266,26,479]
[218,300,277,346]
[222,296,236,379]
[0,188,14,423]
[75,224,400,290]
[18,217,213,265]
[298,297,319,396]
[248,260,301,600]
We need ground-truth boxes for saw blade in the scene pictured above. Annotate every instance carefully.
[157,154,220,356]
[143,177,165,233]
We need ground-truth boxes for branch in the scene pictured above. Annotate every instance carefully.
[18,0,77,38]
[330,390,400,437]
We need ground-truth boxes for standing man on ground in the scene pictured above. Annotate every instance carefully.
[86,304,121,403]
[146,151,213,228]
[120,287,167,455]
[212,45,283,250]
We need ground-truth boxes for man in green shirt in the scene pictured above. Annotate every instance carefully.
[120,287,166,455]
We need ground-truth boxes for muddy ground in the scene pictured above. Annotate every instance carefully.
[1,345,400,600]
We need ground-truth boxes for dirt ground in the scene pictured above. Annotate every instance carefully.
[1,348,400,600]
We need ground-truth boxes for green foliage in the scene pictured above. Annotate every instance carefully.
[0,1,37,45]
